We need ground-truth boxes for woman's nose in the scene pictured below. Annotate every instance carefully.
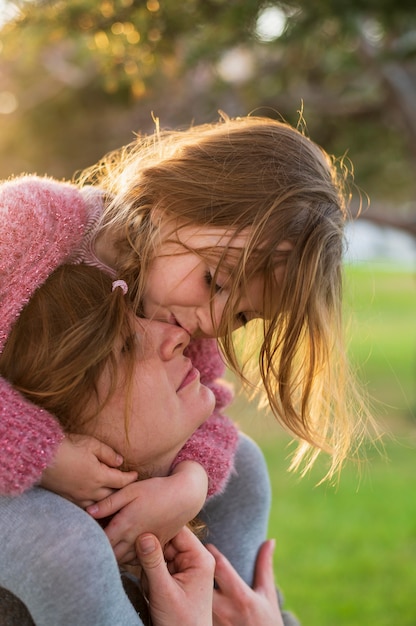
[157,321,190,359]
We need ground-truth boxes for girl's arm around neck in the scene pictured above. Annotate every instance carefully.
[0,175,88,493]
[171,412,239,498]
[178,338,238,497]
[0,379,64,494]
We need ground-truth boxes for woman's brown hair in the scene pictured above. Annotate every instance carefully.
[0,264,135,433]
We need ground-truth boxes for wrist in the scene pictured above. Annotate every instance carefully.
[171,461,209,512]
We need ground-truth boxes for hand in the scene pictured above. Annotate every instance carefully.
[207,540,284,626]
[136,527,214,626]
[87,461,208,564]
[40,434,138,508]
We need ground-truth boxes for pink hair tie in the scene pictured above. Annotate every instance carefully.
[112,279,128,295]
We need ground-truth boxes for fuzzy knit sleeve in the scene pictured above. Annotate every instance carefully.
[0,175,89,494]
[171,338,239,498]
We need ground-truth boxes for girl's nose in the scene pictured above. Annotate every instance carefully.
[196,297,227,338]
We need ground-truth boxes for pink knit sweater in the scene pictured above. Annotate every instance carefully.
[0,176,238,497]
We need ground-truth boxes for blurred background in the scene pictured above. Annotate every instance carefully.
[1,1,415,624]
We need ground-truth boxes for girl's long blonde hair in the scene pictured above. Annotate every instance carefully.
[78,114,372,480]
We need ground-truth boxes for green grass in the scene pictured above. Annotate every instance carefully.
[262,436,416,625]
[344,265,416,424]
[227,263,416,626]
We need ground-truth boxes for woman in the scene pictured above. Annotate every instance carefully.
[0,264,285,625]
[0,263,212,624]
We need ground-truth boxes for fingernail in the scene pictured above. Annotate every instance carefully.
[265,539,276,566]
[138,534,156,555]
[115,454,123,465]
[87,504,98,515]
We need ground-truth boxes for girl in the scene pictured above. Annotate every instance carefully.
[84,113,368,480]
[0,262,282,626]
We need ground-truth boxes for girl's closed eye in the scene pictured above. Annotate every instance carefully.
[204,270,223,294]
[236,312,248,327]
[120,334,136,355]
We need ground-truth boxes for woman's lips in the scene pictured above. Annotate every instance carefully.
[177,366,200,391]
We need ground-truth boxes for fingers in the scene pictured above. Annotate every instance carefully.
[207,540,277,599]
[253,540,279,601]
[206,542,248,596]
[86,479,138,518]
[207,543,252,624]
[137,530,215,626]
[98,466,138,490]
[93,440,138,487]
[163,527,215,580]
[208,541,283,626]
[136,533,171,589]
[92,440,124,468]
[163,526,197,565]
[87,490,121,518]
[110,538,138,565]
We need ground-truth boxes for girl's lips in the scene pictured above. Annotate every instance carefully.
[177,366,200,391]
[169,313,179,325]
[169,313,193,336]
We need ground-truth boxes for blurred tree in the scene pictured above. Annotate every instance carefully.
[0,0,415,227]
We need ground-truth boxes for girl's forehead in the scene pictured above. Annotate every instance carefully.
[175,225,250,249]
